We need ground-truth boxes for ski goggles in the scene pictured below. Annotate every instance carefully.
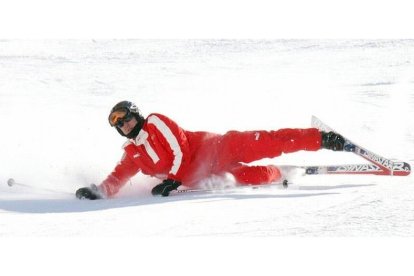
[108,108,134,128]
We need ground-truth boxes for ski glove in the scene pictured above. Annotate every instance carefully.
[76,184,103,200]
[151,179,181,197]
[321,131,345,151]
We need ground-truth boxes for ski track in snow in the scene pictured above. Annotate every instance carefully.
[0,40,414,237]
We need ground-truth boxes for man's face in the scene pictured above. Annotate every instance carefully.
[119,116,138,135]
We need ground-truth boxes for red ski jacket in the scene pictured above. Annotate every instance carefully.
[99,113,322,197]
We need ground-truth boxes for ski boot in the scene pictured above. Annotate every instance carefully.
[321,131,345,151]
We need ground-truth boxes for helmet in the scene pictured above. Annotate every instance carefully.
[108,101,145,139]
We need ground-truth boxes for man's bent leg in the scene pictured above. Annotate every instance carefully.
[229,164,281,185]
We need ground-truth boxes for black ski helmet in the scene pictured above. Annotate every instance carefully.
[108,101,145,139]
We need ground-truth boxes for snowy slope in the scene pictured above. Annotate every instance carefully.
[1,40,414,274]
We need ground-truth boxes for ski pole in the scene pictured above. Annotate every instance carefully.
[172,179,289,195]
[6,178,73,195]
[8,178,29,188]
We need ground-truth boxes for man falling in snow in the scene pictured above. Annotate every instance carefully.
[76,101,345,199]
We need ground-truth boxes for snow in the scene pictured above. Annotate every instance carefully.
[1,40,414,274]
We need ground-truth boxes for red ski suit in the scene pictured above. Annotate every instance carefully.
[99,113,322,197]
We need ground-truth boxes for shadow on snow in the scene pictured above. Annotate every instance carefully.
[0,183,375,214]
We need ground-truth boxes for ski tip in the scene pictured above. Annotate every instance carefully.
[311,115,318,126]
[392,162,411,176]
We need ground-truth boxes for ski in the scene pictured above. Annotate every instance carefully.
[311,116,411,176]
[278,164,388,176]
[304,164,388,175]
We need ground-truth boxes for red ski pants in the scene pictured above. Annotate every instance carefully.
[183,128,322,186]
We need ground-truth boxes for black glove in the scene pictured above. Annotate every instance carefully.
[151,179,181,197]
[76,184,103,200]
[321,131,345,151]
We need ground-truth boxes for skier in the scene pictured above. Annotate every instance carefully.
[76,101,345,199]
